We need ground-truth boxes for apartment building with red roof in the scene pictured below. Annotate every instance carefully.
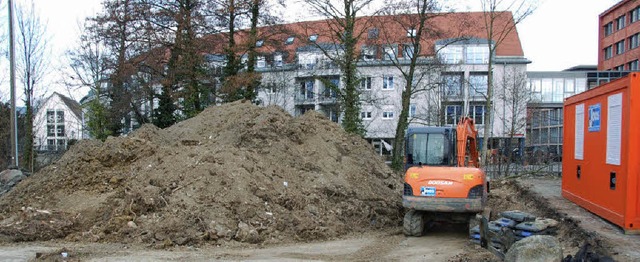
[231,12,530,156]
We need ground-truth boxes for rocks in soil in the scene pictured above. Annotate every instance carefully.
[0,169,26,197]
[0,101,402,245]
[504,235,563,262]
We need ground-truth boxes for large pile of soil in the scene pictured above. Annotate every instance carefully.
[0,101,402,246]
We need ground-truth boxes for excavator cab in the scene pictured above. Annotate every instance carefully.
[402,117,488,237]
[405,127,457,169]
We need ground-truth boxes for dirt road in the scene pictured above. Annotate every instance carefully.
[0,227,491,261]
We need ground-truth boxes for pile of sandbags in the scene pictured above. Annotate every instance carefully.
[470,210,558,254]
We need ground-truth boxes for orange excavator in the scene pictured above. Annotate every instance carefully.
[402,116,488,236]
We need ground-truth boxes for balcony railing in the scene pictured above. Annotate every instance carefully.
[318,94,337,104]
[294,94,316,104]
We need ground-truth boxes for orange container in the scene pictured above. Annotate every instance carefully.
[563,73,640,234]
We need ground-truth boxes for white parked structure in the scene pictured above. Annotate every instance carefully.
[33,92,85,151]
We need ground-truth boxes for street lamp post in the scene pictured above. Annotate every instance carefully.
[8,0,19,168]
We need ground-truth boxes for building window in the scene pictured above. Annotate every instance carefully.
[616,40,625,55]
[285,36,295,45]
[263,83,277,94]
[56,125,65,136]
[382,45,396,60]
[565,79,575,93]
[57,139,66,149]
[382,111,394,119]
[604,45,613,59]
[299,106,313,115]
[442,73,463,97]
[439,46,463,64]
[403,44,416,59]
[465,45,490,64]
[407,28,416,38]
[328,109,339,123]
[256,56,266,68]
[629,33,640,49]
[361,46,376,61]
[47,139,55,151]
[629,60,639,70]
[614,64,625,71]
[616,15,626,30]
[56,111,64,122]
[469,73,488,97]
[382,75,394,90]
[309,34,318,42]
[360,76,372,90]
[256,39,264,47]
[46,110,65,141]
[368,28,379,39]
[361,111,372,119]
[409,104,417,118]
[47,125,55,136]
[299,80,314,99]
[604,22,613,36]
[445,104,462,125]
[631,6,640,23]
[468,105,485,125]
[323,78,339,98]
[274,54,283,67]
[47,111,55,123]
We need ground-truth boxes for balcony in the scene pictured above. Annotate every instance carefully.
[297,59,339,71]
[294,94,316,105]
[318,94,337,104]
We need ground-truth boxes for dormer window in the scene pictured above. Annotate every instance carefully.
[274,54,283,67]
[257,56,266,68]
[368,28,379,39]
[407,28,416,38]
[256,39,264,47]
[309,34,318,42]
[285,36,295,45]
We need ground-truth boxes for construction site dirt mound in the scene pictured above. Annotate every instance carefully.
[0,101,402,247]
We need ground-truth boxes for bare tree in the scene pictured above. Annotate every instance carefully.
[66,22,112,140]
[212,0,283,102]
[16,1,49,172]
[492,65,529,176]
[373,0,447,170]
[301,0,379,136]
[142,0,212,119]
[88,0,148,134]
[479,0,535,166]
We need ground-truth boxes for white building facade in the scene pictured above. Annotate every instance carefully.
[33,92,85,151]
[249,13,529,159]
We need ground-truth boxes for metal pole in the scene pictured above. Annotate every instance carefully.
[8,0,19,168]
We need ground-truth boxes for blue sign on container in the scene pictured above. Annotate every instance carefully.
[588,103,601,132]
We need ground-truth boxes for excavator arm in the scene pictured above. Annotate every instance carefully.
[456,116,480,168]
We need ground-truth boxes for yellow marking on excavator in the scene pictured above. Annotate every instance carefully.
[463,174,474,180]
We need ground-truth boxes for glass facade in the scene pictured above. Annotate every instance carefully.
[526,70,632,161]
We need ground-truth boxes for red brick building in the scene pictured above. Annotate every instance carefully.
[599,0,640,71]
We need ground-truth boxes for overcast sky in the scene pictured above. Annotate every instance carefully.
[0,0,624,103]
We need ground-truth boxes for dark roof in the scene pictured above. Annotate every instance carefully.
[563,65,598,72]
[52,92,83,120]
